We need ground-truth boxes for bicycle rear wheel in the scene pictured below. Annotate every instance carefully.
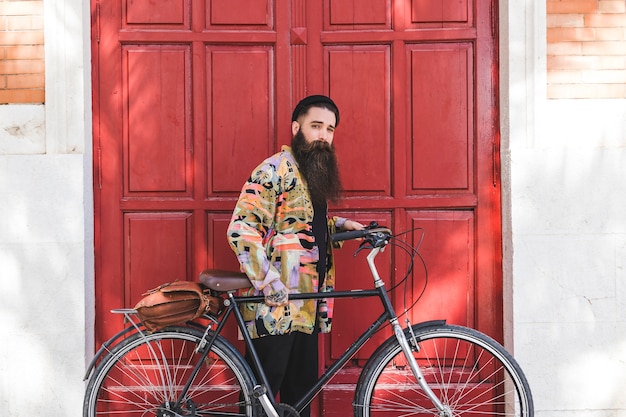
[354,323,533,417]
[83,326,255,417]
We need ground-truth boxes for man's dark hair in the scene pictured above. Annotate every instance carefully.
[291,95,340,126]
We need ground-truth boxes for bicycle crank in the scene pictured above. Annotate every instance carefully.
[275,403,300,417]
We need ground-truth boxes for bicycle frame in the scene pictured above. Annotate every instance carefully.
[175,246,448,417]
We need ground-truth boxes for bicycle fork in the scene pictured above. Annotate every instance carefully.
[391,319,451,417]
[366,248,451,417]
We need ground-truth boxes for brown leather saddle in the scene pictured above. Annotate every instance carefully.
[199,269,252,292]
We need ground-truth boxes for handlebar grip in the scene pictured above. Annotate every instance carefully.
[331,229,368,242]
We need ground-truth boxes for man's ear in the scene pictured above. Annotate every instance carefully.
[291,121,300,136]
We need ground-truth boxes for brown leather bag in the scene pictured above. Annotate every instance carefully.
[134,281,223,332]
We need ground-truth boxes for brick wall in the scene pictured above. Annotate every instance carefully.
[547,0,626,99]
[0,0,44,104]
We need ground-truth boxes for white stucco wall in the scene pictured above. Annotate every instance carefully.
[513,100,626,417]
[0,1,624,416]
[503,2,626,417]
[0,1,92,416]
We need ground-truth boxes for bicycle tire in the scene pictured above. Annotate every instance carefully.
[354,323,533,417]
[83,325,256,417]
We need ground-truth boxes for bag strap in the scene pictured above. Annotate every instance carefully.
[159,281,204,295]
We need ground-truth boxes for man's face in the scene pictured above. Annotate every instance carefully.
[291,106,337,145]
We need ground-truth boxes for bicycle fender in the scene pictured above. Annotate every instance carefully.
[83,321,209,381]
[404,319,447,334]
[83,325,139,380]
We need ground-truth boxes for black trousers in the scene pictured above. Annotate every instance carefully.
[246,331,319,417]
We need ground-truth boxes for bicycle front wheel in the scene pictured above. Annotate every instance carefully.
[83,326,255,417]
[354,323,533,417]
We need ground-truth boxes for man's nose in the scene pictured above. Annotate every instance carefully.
[318,130,330,142]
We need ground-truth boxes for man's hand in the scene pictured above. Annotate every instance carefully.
[263,281,289,307]
[342,219,365,231]
[265,288,289,306]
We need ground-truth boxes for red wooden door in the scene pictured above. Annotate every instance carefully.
[92,1,500,415]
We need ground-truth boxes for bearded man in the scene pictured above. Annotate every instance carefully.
[227,95,363,416]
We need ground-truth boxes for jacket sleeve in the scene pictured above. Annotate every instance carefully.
[227,162,286,295]
[328,216,347,249]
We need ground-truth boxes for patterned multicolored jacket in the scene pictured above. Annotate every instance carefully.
[227,146,346,338]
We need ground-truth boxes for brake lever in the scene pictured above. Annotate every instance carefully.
[351,222,392,256]
[353,240,373,257]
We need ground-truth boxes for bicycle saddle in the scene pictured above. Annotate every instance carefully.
[199,269,252,292]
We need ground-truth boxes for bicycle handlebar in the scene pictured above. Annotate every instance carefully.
[331,229,369,242]
[331,224,393,247]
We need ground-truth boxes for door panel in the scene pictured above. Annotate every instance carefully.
[124,46,191,194]
[405,211,475,327]
[208,47,274,193]
[327,46,390,196]
[93,1,501,415]
[124,0,189,28]
[124,213,192,307]
[412,0,470,24]
[409,43,473,192]
[327,0,390,28]
[209,0,271,27]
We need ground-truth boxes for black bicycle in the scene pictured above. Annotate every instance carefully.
[83,225,533,416]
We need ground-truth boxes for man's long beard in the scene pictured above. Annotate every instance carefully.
[291,130,342,205]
